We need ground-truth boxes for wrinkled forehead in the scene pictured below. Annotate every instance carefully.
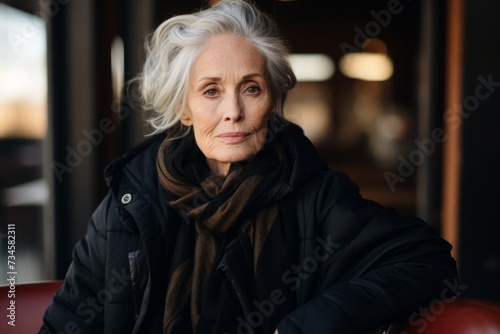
[189,35,267,83]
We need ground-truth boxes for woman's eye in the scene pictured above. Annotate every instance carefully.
[245,86,260,94]
[204,88,217,97]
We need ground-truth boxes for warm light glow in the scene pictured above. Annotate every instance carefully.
[339,52,394,81]
[0,103,47,138]
[284,83,332,144]
[284,100,330,144]
[111,35,125,100]
[289,54,335,82]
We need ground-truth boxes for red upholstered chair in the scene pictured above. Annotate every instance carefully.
[386,298,500,334]
[0,280,63,333]
[2,281,500,334]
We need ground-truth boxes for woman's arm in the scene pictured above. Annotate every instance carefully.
[39,194,113,333]
[277,172,459,333]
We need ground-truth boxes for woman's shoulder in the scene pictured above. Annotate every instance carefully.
[291,168,384,232]
[298,169,361,203]
[101,134,167,220]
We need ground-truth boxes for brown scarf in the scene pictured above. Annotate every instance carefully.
[157,132,289,333]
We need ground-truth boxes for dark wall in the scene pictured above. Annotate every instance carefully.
[459,0,500,303]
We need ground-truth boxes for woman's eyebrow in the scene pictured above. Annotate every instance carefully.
[197,73,264,84]
[242,73,264,80]
[197,76,221,84]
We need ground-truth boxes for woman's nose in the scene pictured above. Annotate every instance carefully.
[222,93,243,122]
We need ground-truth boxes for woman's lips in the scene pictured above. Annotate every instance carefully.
[217,132,250,143]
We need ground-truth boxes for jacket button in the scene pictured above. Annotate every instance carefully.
[121,193,132,204]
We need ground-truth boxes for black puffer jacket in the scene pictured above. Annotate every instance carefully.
[40,123,458,334]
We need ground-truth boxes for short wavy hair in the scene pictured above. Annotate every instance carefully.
[132,0,296,137]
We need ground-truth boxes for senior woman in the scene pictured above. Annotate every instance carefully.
[41,0,458,333]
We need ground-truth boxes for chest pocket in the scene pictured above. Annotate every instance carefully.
[128,250,148,319]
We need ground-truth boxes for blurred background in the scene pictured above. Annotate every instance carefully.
[0,0,499,303]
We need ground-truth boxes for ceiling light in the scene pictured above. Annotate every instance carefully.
[339,52,393,81]
[289,54,335,82]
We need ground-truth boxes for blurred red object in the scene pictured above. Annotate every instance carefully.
[387,298,500,334]
[0,280,63,333]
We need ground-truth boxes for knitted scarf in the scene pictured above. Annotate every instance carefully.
[157,131,290,333]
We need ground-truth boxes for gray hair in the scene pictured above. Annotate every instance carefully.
[132,0,296,137]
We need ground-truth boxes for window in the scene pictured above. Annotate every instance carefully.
[0,3,48,282]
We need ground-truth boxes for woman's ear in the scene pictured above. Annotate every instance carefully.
[180,110,193,126]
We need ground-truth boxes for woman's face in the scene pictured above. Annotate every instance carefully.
[181,34,272,176]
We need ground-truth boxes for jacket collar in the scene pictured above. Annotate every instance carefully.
[103,121,328,225]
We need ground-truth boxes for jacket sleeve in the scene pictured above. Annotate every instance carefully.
[39,193,113,334]
[277,171,459,333]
